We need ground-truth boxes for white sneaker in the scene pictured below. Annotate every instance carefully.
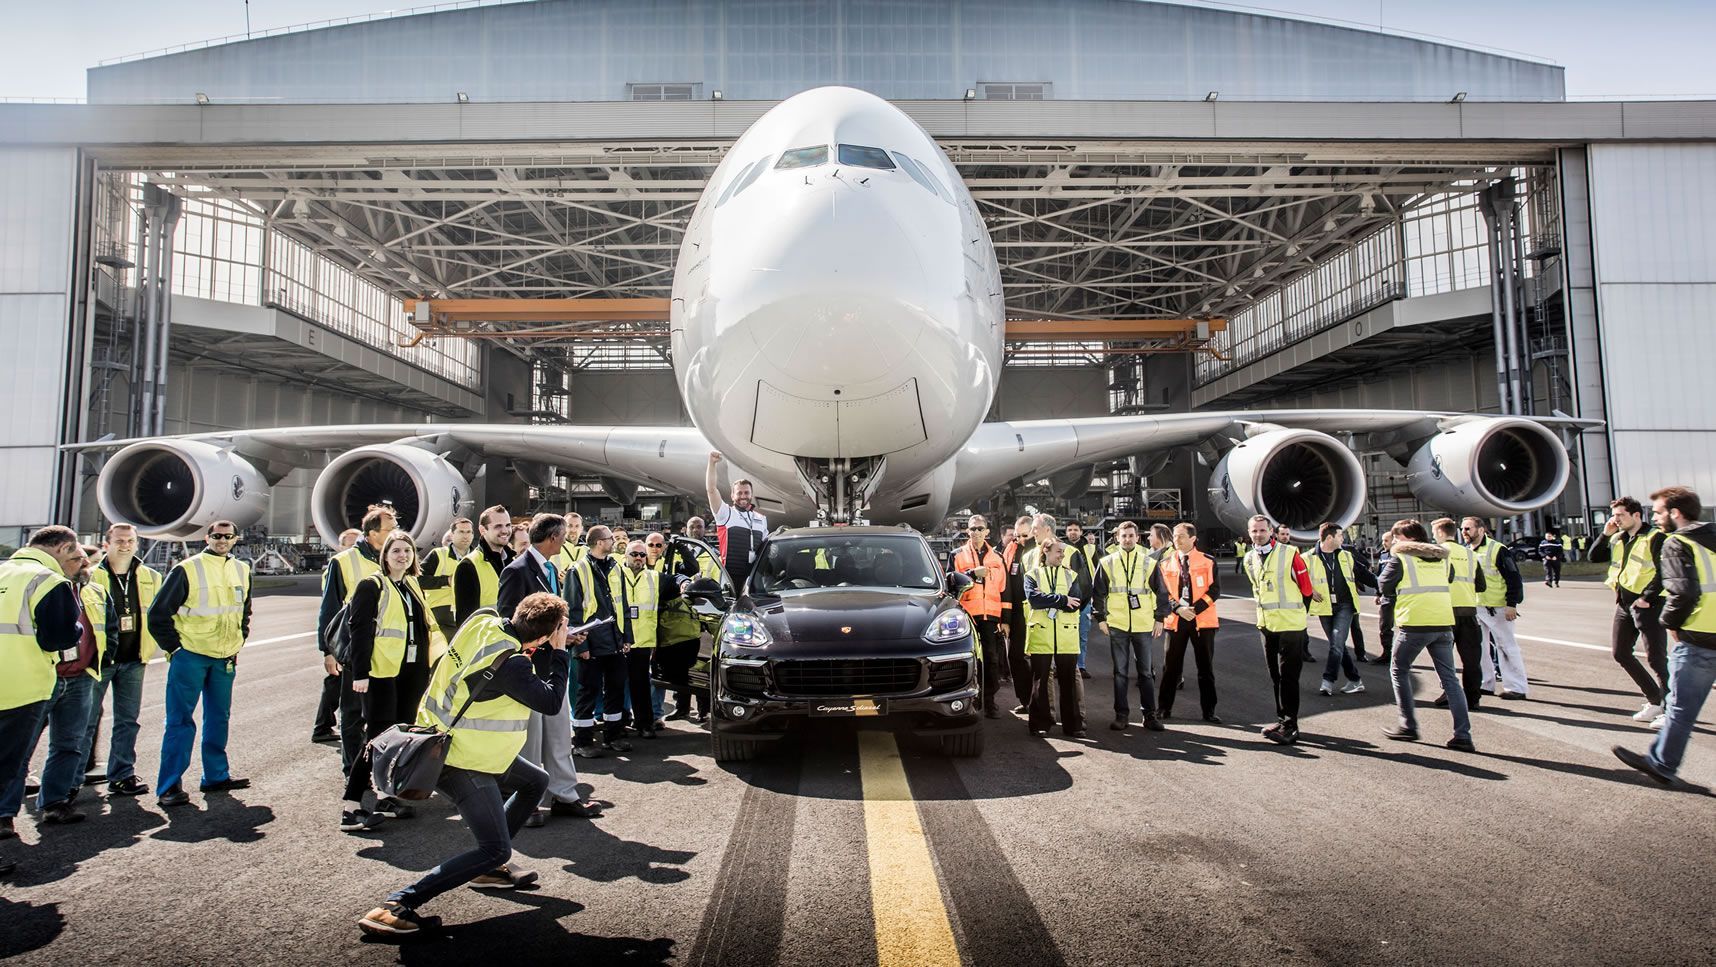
[1318,681,1335,696]
[1632,702,1663,722]
[1341,680,1366,695]
[1649,713,1667,730]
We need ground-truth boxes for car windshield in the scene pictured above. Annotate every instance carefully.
[751,535,939,594]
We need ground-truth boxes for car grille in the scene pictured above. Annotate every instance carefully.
[722,665,768,698]
[928,658,969,692]
[771,658,922,697]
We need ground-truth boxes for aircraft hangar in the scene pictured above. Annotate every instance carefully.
[4,0,1716,548]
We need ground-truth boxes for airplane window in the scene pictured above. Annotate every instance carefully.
[836,144,896,170]
[714,158,762,207]
[776,145,829,169]
[720,155,774,206]
[891,152,944,200]
[910,155,955,199]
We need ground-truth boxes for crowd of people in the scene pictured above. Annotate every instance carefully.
[944,488,1712,769]
[2,468,1710,934]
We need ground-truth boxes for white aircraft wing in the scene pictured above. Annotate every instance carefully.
[72,423,717,497]
[949,409,1600,511]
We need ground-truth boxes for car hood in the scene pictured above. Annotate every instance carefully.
[752,588,946,652]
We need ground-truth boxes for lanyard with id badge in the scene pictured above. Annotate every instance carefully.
[1120,552,1142,610]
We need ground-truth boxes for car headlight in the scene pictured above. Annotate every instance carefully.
[722,612,773,648]
[924,608,973,644]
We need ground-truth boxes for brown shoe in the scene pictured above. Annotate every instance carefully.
[469,865,539,890]
[358,901,429,936]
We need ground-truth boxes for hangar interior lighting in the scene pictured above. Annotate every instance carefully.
[1205,91,1219,101]
[456,91,469,103]
[964,88,976,100]
[1451,91,1467,102]
[194,92,209,104]
[712,89,723,100]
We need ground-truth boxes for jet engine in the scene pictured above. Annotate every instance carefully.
[97,439,270,540]
[1208,428,1366,541]
[1405,417,1569,519]
[311,445,472,546]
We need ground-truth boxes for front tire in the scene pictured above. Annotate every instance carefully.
[712,729,761,762]
[941,729,985,758]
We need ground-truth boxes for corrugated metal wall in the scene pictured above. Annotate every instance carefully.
[1587,143,1716,509]
[0,147,78,542]
[88,0,1563,105]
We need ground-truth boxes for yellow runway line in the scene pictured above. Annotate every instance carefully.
[857,730,962,967]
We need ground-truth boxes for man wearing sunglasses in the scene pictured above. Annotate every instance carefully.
[147,520,254,808]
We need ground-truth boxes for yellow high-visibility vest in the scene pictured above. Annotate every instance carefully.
[1393,554,1455,627]
[416,611,531,773]
[90,560,163,662]
[1024,566,1082,655]
[0,548,73,710]
[1098,547,1156,633]
[1442,541,1479,609]
[173,551,251,659]
[1246,544,1308,633]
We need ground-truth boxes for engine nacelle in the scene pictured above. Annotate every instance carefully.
[1405,417,1570,519]
[97,440,270,540]
[1208,428,1366,542]
[312,445,473,546]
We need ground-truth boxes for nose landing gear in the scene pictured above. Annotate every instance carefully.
[794,456,886,526]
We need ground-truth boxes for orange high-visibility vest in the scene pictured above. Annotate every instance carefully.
[1158,550,1219,631]
[952,542,1005,619]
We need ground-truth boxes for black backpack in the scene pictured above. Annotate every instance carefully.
[323,574,384,666]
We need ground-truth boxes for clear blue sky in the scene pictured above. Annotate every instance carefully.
[4,0,1713,100]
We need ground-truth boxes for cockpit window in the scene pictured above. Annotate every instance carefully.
[837,144,896,170]
[717,156,773,206]
[892,152,946,201]
[776,145,829,170]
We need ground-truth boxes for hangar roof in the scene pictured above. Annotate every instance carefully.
[87,0,1563,106]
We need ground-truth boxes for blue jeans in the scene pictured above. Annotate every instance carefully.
[84,661,147,782]
[157,649,237,792]
[25,675,97,808]
[0,700,50,819]
[1109,630,1158,716]
[1390,629,1471,741]
[1648,641,1716,777]
[389,756,548,909]
[1320,607,1362,684]
[1077,603,1092,670]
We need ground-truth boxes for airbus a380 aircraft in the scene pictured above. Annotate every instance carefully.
[84,87,1588,545]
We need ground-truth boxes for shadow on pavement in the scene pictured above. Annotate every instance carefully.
[364,892,677,965]
[573,729,710,786]
[557,819,696,884]
[0,898,65,957]
[149,793,275,845]
[7,795,168,887]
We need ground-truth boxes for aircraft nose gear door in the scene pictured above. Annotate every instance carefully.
[794,455,886,526]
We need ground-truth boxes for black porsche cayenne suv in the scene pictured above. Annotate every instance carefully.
[676,525,984,762]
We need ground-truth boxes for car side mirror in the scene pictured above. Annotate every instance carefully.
[946,570,974,594]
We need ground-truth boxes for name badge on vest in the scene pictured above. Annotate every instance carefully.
[628,606,640,620]
[119,614,136,633]
[405,642,417,663]
[1012,562,1021,576]
[1127,593,1141,610]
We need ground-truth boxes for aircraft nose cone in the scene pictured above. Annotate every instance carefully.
[728,176,928,386]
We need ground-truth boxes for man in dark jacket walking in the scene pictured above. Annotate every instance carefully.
[1614,487,1716,786]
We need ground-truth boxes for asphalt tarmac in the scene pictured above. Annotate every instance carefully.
[4,576,1713,966]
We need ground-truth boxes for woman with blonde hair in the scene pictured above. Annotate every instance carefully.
[340,531,434,831]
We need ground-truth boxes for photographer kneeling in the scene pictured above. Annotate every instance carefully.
[359,592,585,937]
